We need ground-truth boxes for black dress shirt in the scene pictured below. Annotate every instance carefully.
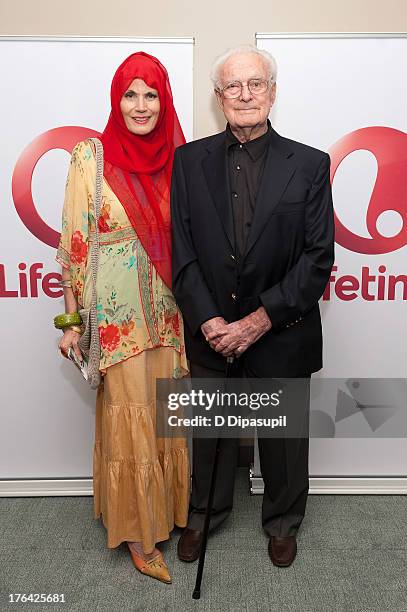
[225,121,270,259]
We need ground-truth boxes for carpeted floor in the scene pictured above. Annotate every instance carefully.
[1,468,406,612]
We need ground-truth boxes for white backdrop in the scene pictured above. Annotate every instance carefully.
[257,33,407,477]
[0,37,193,479]
[1,35,405,486]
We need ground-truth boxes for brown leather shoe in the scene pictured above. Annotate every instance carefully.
[177,528,203,562]
[268,536,297,567]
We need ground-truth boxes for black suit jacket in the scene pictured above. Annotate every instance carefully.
[171,126,335,377]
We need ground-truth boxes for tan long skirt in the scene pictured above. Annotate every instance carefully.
[93,346,190,553]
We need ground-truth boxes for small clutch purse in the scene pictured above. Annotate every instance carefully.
[76,137,104,389]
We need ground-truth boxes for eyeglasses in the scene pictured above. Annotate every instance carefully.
[217,78,273,99]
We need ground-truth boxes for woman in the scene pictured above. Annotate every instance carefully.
[56,52,190,584]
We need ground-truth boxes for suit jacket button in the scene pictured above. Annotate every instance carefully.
[231,293,237,301]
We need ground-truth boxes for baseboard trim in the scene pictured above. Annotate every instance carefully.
[250,472,407,495]
[1,474,407,497]
[0,479,94,497]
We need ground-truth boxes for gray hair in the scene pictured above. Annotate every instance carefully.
[210,45,278,90]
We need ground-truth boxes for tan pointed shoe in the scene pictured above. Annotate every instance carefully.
[128,545,172,584]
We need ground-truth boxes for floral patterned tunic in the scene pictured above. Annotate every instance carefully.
[56,140,188,377]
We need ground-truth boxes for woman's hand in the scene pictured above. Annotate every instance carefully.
[59,329,82,360]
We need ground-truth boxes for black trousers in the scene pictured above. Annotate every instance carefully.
[187,360,311,537]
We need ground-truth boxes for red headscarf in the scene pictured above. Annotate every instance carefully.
[101,52,185,288]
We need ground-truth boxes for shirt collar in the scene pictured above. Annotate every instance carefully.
[225,119,271,161]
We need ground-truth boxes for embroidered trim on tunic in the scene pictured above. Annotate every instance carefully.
[137,240,161,347]
[56,245,70,268]
[89,225,138,245]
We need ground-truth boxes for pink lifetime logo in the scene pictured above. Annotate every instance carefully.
[329,126,407,255]
[12,126,101,248]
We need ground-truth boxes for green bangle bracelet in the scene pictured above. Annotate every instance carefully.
[54,312,83,329]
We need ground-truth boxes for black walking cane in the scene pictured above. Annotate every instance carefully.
[192,355,234,600]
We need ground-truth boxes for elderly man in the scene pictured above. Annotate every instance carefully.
[171,45,334,567]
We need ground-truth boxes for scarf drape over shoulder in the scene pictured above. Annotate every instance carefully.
[101,52,185,288]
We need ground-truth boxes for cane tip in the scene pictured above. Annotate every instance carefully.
[192,589,201,599]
